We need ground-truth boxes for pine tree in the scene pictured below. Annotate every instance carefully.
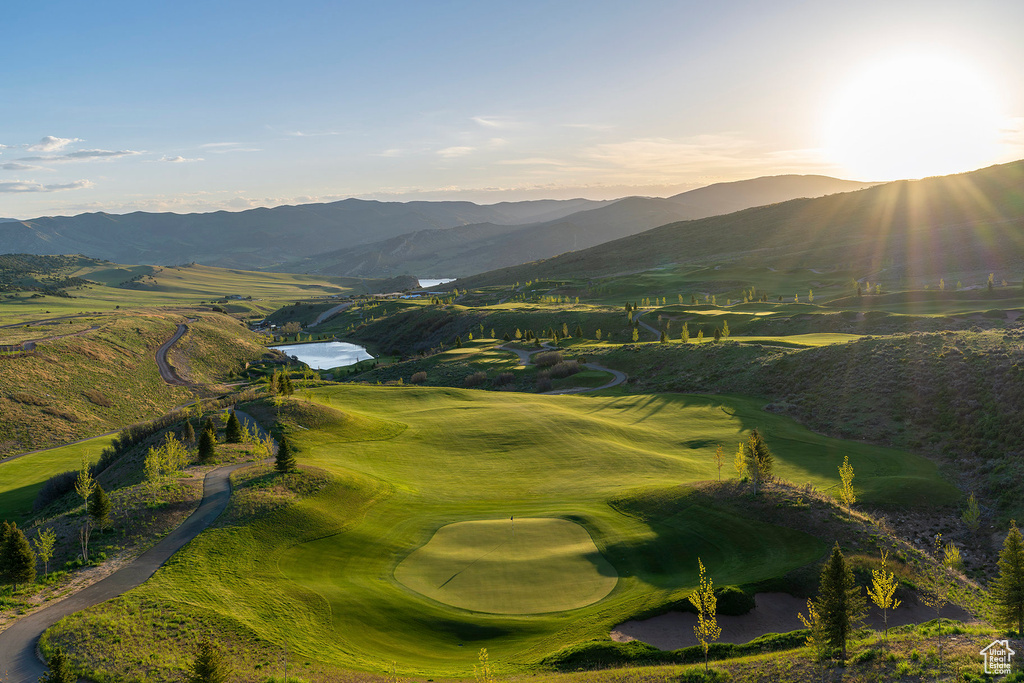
[962,492,981,531]
[713,327,721,342]
[733,443,746,479]
[660,330,667,343]
[275,434,298,473]
[38,648,75,683]
[502,332,511,341]
[1,522,36,590]
[89,484,111,530]
[574,323,583,338]
[186,641,232,683]
[225,411,243,443]
[813,543,866,661]
[183,419,196,446]
[198,428,216,463]
[455,335,462,348]
[202,417,216,438]
[993,520,1024,635]
[743,428,774,495]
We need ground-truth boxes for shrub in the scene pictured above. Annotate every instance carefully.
[536,377,553,392]
[464,372,487,388]
[82,389,113,407]
[9,392,48,406]
[534,351,562,367]
[549,360,581,379]
[495,372,515,385]
[410,371,427,384]
[34,471,79,512]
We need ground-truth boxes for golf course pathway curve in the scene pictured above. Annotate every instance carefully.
[156,322,191,386]
[0,456,267,683]
[499,343,627,394]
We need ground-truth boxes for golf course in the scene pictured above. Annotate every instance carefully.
[39,384,958,677]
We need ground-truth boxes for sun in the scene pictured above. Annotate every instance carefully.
[824,51,1004,181]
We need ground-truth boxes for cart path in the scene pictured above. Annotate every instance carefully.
[155,322,190,385]
[499,343,627,394]
[0,455,269,683]
[308,302,354,327]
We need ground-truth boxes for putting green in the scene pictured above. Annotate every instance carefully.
[395,518,617,614]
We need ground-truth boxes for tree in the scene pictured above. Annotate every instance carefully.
[183,419,196,446]
[225,411,243,443]
[595,329,602,340]
[962,492,981,532]
[688,558,722,672]
[514,328,522,340]
[713,327,721,342]
[714,445,724,482]
[681,322,689,343]
[1,522,36,590]
[918,534,954,620]
[33,527,57,576]
[838,456,856,508]
[697,329,704,342]
[631,327,639,342]
[89,484,111,530]
[186,641,232,683]
[275,434,298,474]
[743,429,774,495]
[574,323,583,338]
[659,330,667,343]
[502,332,511,341]
[75,464,96,562]
[721,320,729,338]
[473,647,495,683]
[813,543,865,661]
[733,443,746,479]
[202,417,217,439]
[993,520,1024,635]
[455,335,463,348]
[198,428,216,463]
[866,550,901,640]
[38,648,75,683]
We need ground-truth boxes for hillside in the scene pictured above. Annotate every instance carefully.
[0,198,603,271]
[453,160,1024,289]
[278,175,873,278]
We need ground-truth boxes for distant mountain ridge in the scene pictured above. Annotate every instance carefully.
[276,175,874,278]
[452,161,1024,289]
[0,198,606,271]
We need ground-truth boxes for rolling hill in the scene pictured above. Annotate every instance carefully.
[276,175,874,278]
[453,160,1024,289]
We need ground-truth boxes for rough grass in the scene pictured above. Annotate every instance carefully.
[48,386,962,678]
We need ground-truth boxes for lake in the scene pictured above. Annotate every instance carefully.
[418,278,456,288]
[271,341,373,369]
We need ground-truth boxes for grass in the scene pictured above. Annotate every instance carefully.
[49,386,960,678]
[0,433,114,524]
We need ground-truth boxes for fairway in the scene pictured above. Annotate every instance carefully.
[395,518,617,614]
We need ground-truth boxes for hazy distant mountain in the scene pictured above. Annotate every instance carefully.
[453,161,1024,288]
[0,198,605,270]
[282,175,873,278]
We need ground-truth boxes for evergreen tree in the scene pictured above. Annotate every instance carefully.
[713,327,721,342]
[183,419,196,446]
[186,641,232,683]
[993,520,1024,635]
[659,330,667,343]
[813,543,866,661]
[455,335,463,348]
[743,428,774,495]
[503,332,511,341]
[89,484,111,530]
[225,411,243,443]
[275,434,298,474]
[38,648,75,683]
[202,417,216,439]
[1,521,36,589]
[574,323,583,338]
[721,320,730,338]
[198,428,216,463]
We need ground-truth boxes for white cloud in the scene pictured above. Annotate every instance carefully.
[2,162,41,171]
[0,179,93,193]
[374,148,404,158]
[437,146,475,158]
[286,130,341,137]
[157,155,203,163]
[199,142,239,148]
[27,136,81,152]
[472,116,518,129]
[20,149,141,163]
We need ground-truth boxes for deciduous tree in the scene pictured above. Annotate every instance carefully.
[838,456,856,508]
[33,527,57,576]
[688,558,722,672]
[866,550,901,640]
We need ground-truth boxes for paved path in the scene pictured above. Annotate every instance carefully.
[0,459,262,683]
[499,343,627,394]
[632,310,660,340]
[155,323,190,386]
[308,302,353,327]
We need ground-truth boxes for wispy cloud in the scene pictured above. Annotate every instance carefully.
[20,149,141,163]
[199,142,239,149]
[471,116,518,129]
[0,179,93,193]
[198,142,260,153]
[437,146,475,158]
[497,157,570,166]
[286,130,341,137]
[156,155,203,163]
[27,136,81,152]
[562,122,614,131]
[2,162,42,171]
[374,148,404,158]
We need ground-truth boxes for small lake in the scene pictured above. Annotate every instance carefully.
[271,341,373,369]
[418,278,456,288]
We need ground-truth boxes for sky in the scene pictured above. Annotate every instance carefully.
[2,0,1023,219]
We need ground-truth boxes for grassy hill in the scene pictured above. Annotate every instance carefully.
[453,160,1024,290]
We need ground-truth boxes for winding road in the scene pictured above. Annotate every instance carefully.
[307,302,353,328]
[0,458,260,682]
[155,323,190,386]
[500,343,627,394]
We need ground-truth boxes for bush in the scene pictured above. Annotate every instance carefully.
[534,351,563,367]
[34,470,79,512]
[410,371,427,384]
[549,360,581,379]
[495,372,515,385]
[464,372,487,387]
[82,389,113,407]
[536,377,553,392]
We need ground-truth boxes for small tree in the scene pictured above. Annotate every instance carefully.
[714,445,724,482]
[681,322,690,343]
[743,429,774,495]
[33,527,57,576]
[183,419,196,446]
[202,417,217,439]
[89,483,111,530]
[631,327,639,342]
[993,520,1024,635]
[866,549,901,640]
[918,534,954,620]
[659,330,667,343]
[962,492,981,532]
[696,329,703,343]
[713,327,721,342]
[275,434,298,474]
[733,443,746,479]
[39,648,75,683]
[2,522,37,589]
[186,641,232,683]
[813,543,866,661]
[225,411,243,443]
[688,558,722,672]
[838,455,856,508]
[198,428,216,463]
[721,320,730,338]
[75,464,96,562]
[473,647,495,683]
[797,597,829,662]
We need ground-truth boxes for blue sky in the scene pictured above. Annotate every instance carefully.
[2,0,1023,217]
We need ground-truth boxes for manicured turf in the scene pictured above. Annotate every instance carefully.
[78,386,957,676]
[0,434,114,524]
[394,517,617,614]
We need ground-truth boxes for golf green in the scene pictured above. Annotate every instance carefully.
[395,518,617,614]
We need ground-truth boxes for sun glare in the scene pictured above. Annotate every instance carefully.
[825,52,1004,181]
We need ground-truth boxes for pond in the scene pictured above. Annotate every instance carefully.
[418,278,456,288]
[271,341,373,369]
